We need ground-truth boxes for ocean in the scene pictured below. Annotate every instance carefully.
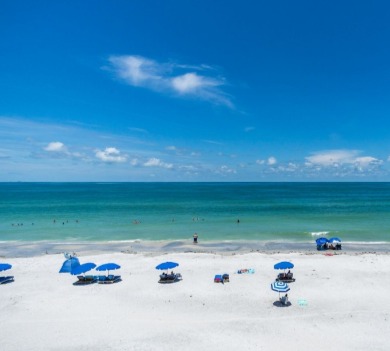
[1,182,389,244]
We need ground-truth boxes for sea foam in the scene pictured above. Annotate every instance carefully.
[310,231,329,236]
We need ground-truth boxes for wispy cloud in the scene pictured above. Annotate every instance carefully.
[143,157,173,169]
[107,55,233,107]
[43,141,86,160]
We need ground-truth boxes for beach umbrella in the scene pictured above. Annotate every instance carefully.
[0,263,12,272]
[271,281,290,298]
[155,262,179,271]
[59,257,80,273]
[274,261,294,270]
[96,263,121,276]
[328,237,341,243]
[316,237,329,245]
[71,262,96,276]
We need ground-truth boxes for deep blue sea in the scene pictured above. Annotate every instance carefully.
[1,182,389,243]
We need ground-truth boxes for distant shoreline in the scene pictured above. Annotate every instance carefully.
[1,239,389,258]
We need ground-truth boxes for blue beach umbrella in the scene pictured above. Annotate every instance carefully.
[0,263,12,272]
[328,237,341,243]
[155,262,179,271]
[316,237,329,245]
[271,281,290,298]
[274,261,294,270]
[59,257,80,273]
[71,262,96,276]
[96,263,121,276]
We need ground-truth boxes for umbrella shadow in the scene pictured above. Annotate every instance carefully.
[273,300,292,307]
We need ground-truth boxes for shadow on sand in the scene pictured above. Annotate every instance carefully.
[273,300,292,307]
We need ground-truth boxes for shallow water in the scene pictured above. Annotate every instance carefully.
[1,182,390,243]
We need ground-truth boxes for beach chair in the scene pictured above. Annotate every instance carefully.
[222,274,230,283]
[276,272,296,283]
[158,272,181,284]
[0,276,14,284]
[97,275,122,284]
[74,275,97,285]
[214,274,222,283]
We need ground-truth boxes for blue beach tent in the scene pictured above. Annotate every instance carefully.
[59,257,80,273]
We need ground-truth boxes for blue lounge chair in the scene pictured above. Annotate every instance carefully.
[73,275,97,285]
[0,276,14,284]
[97,274,122,284]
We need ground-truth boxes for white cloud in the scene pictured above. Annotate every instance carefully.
[256,159,265,165]
[143,157,173,169]
[268,157,277,165]
[44,142,67,152]
[95,147,127,163]
[107,55,232,107]
[306,150,381,169]
[171,73,219,94]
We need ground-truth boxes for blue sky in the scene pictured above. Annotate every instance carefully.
[1,1,390,181]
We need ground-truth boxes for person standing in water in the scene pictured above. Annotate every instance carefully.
[193,233,198,244]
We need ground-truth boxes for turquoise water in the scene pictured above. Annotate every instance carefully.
[1,182,390,243]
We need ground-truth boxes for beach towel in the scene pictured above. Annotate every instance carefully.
[237,268,255,274]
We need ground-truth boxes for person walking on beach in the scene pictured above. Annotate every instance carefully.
[193,233,198,244]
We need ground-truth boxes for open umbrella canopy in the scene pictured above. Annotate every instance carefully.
[271,281,290,293]
[59,257,80,273]
[274,261,294,270]
[155,262,179,270]
[0,263,12,272]
[316,237,329,245]
[329,237,341,243]
[71,262,96,275]
[96,263,121,271]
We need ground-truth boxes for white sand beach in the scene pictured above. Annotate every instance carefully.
[1,251,389,351]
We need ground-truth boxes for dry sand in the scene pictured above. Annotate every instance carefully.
[1,251,389,351]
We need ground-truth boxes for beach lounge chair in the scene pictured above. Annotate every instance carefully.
[276,272,295,283]
[0,276,14,284]
[158,272,182,284]
[97,274,122,284]
[74,275,97,285]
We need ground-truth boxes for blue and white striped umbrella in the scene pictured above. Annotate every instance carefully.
[271,281,290,295]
